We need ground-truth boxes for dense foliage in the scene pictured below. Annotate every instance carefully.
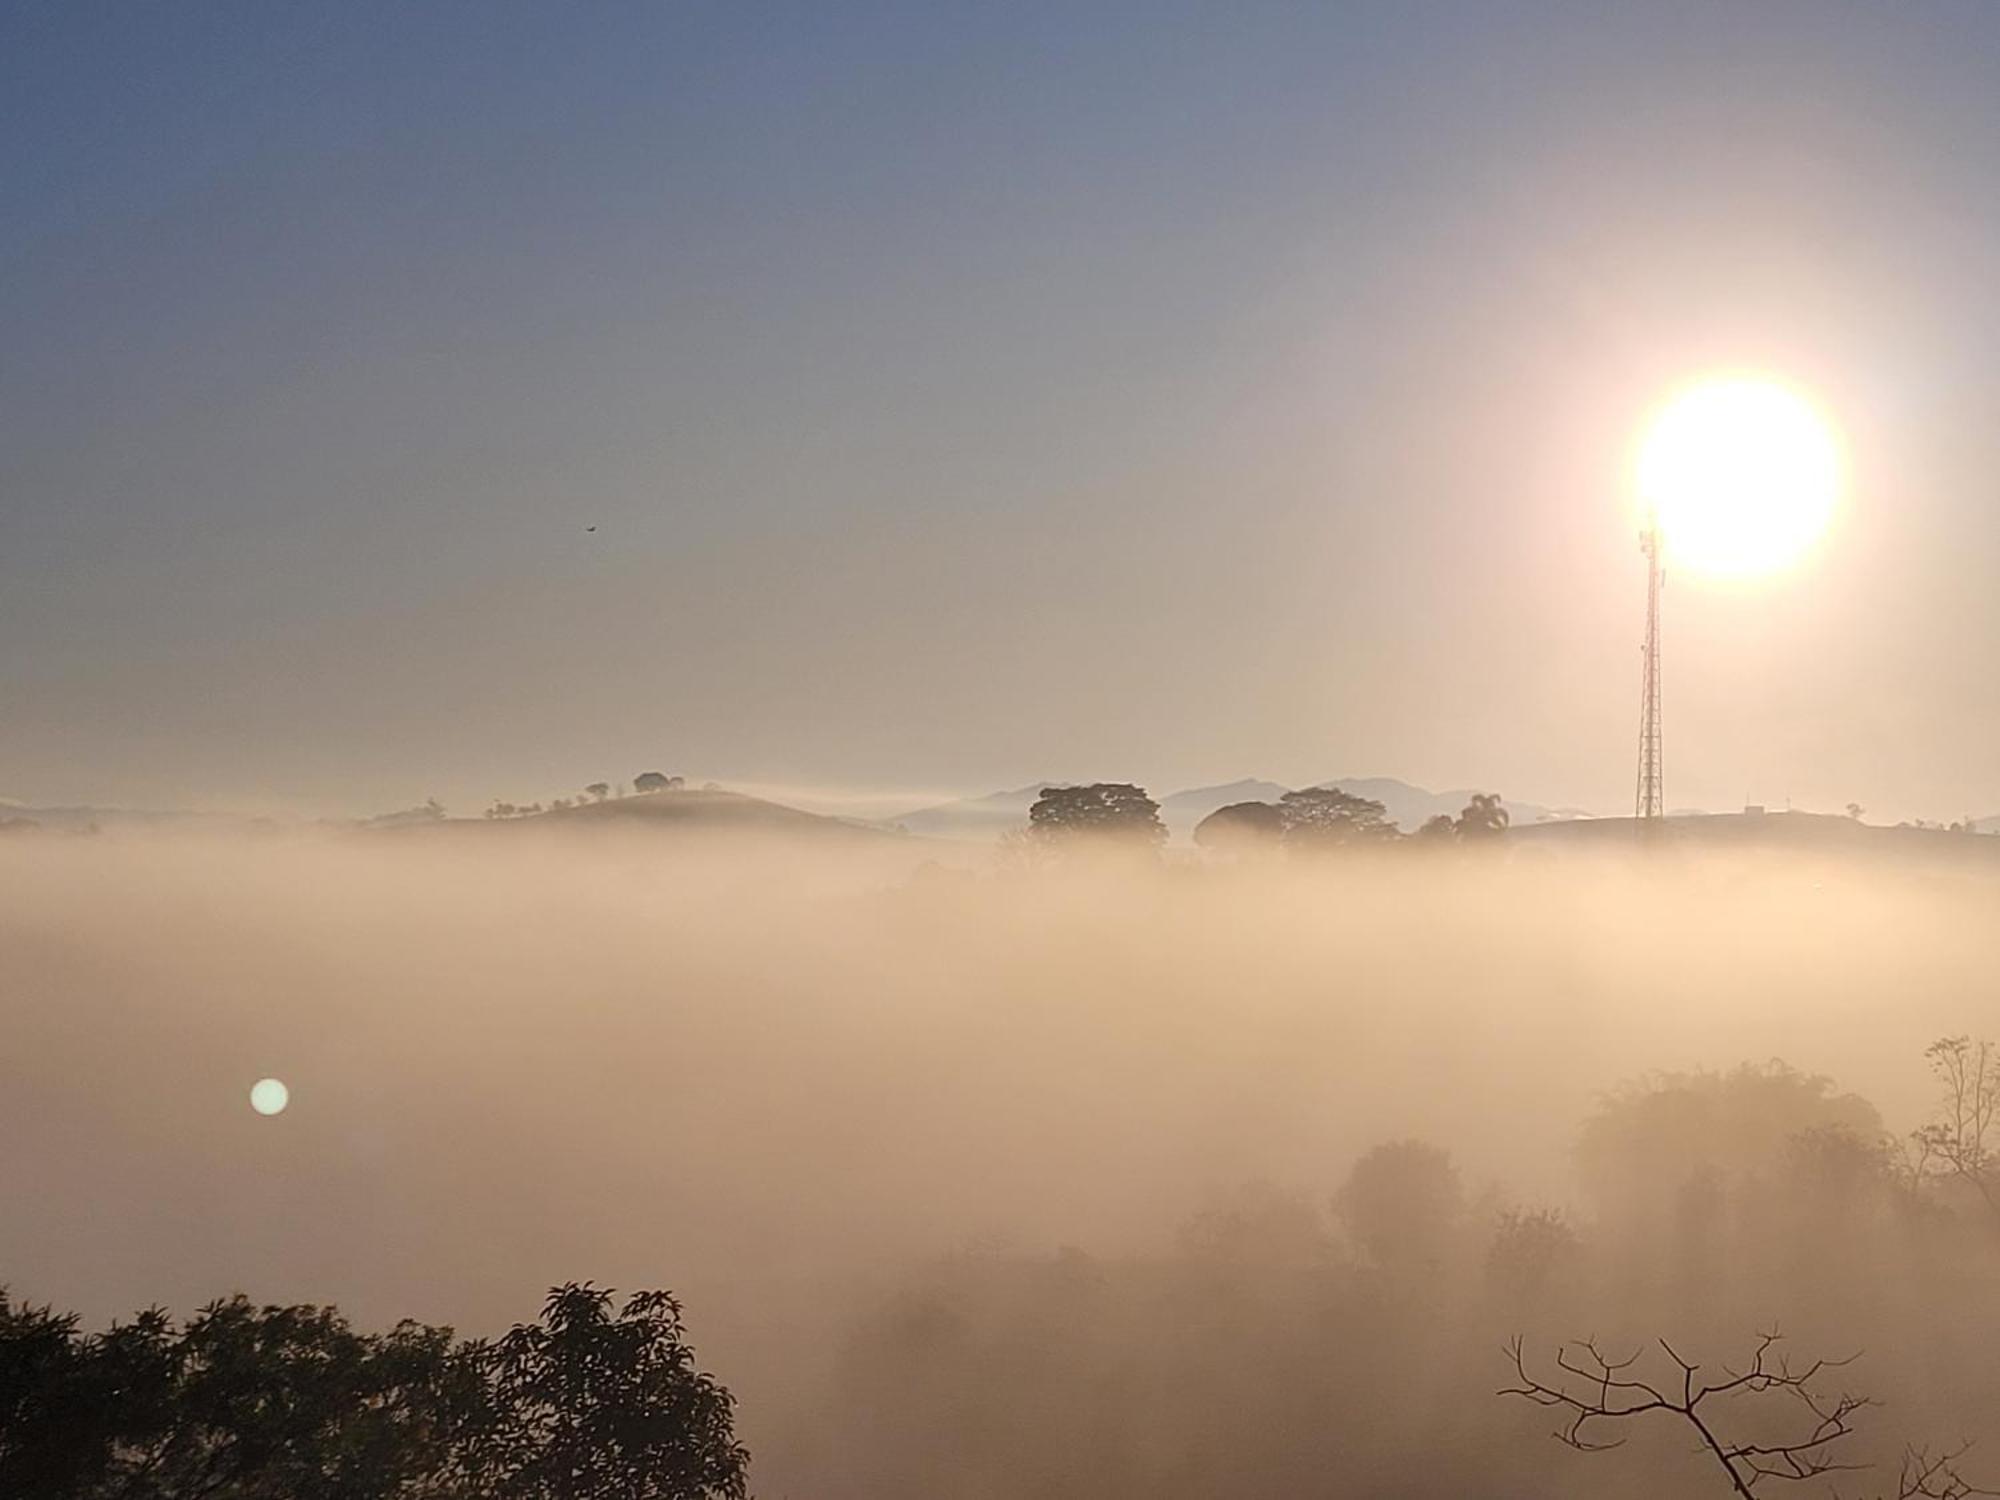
[1193,787,1511,850]
[0,1284,747,1500]
[1028,784,1168,847]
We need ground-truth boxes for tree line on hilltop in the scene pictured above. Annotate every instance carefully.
[1021,782,1511,851]
[484,771,687,821]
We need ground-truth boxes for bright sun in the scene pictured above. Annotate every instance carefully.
[1635,377,1843,578]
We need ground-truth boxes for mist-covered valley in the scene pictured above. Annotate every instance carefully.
[5,828,1997,1496]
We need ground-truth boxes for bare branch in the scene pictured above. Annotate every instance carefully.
[1897,1444,2000,1500]
[1501,1329,1929,1499]
[1908,1038,2000,1225]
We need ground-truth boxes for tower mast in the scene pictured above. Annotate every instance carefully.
[1635,520,1664,820]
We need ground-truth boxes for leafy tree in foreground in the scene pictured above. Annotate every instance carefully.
[0,1291,485,1499]
[481,1285,748,1500]
[0,1282,747,1500]
[122,1299,483,1500]
[0,1293,121,1496]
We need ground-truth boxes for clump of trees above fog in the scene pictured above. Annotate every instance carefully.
[1021,780,1511,851]
[0,1283,746,1500]
[1027,784,1170,848]
[1198,785,1511,849]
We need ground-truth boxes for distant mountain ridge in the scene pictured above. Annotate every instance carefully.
[888,783,1055,839]
[0,801,236,834]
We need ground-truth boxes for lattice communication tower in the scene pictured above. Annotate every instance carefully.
[1635,520,1663,820]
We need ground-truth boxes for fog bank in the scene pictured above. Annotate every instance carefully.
[3,831,1994,1493]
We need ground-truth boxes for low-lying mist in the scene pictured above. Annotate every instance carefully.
[4,829,1996,1496]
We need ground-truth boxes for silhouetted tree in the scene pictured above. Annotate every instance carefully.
[0,1283,748,1500]
[1334,1140,1462,1271]
[1277,787,1395,848]
[585,783,611,803]
[1175,1181,1330,1271]
[1415,813,1458,843]
[0,1293,120,1495]
[1193,801,1283,852]
[1454,792,1510,840]
[0,1291,487,1499]
[634,772,682,794]
[1577,1062,1883,1232]
[1907,1036,2000,1223]
[366,797,448,827]
[1028,784,1166,849]
[480,1284,748,1500]
[1485,1208,1581,1306]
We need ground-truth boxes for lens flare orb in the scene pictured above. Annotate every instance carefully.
[249,1077,290,1116]
[1635,377,1843,578]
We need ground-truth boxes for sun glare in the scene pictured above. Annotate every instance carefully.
[1635,377,1843,578]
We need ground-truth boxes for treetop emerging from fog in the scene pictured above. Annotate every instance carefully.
[1028,784,1168,847]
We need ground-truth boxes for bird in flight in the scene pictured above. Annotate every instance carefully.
[585,525,598,533]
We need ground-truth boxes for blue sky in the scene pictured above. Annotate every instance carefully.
[4,2,1997,818]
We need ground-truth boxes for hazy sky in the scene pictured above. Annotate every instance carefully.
[5,2,1996,820]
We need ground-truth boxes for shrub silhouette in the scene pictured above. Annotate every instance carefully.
[1193,800,1284,851]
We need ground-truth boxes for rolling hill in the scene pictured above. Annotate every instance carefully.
[397,786,904,842]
